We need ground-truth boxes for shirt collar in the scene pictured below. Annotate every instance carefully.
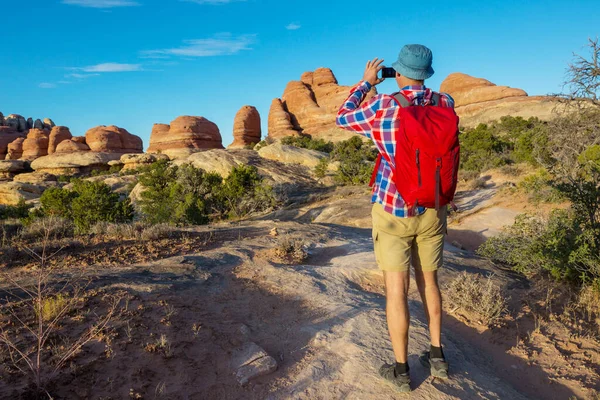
[401,85,427,91]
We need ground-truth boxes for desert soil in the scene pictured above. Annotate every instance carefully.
[1,178,599,399]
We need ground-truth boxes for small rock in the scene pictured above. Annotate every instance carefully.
[232,342,278,385]
[236,355,277,385]
[270,227,278,237]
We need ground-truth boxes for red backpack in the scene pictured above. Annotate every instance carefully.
[369,92,460,211]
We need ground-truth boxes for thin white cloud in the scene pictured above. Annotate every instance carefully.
[65,73,101,79]
[58,81,72,84]
[141,34,256,58]
[70,63,142,72]
[39,83,57,89]
[286,23,301,30]
[61,0,140,8]
[181,0,244,4]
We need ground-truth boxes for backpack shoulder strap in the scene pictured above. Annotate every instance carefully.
[430,92,441,106]
[392,93,412,108]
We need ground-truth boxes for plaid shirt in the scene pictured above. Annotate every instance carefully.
[336,80,455,217]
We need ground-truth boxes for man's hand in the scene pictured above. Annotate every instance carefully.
[363,58,385,86]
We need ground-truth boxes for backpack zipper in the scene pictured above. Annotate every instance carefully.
[416,149,422,187]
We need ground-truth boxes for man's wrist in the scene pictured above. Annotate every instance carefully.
[362,81,373,91]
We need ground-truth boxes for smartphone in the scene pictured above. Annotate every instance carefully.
[381,67,396,79]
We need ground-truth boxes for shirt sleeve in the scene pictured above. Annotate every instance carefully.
[336,81,382,139]
[440,92,455,108]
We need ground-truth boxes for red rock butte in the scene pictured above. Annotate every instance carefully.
[268,67,376,142]
[440,72,557,127]
[85,125,143,154]
[229,106,262,149]
[147,116,224,157]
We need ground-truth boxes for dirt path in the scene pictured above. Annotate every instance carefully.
[3,183,595,399]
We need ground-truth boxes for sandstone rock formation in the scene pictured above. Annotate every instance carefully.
[31,152,123,175]
[440,72,557,127]
[178,149,315,186]
[5,114,28,132]
[55,140,90,153]
[48,126,72,154]
[21,129,49,160]
[229,106,262,149]
[0,127,26,160]
[269,68,376,142]
[147,116,224,159]
[119,153,169,172]
[257,142,328,168]
[0,160,27,181]
[267,99,300,139]
[13,172,57,185]
[43,118,55,130]
[26,117,33,130]
[0,182,47,205]
[440,73,528,107]
[6,137,25,160]
[85,125,143,153]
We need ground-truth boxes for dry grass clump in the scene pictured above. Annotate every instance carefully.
[469,177,488,190]
[271,236,308,264]
[90,222,176,241]
[144,334,172,358]
[19,217,74,241]
[140,224,176,241]
[577,286,600,331]
[445,271,509,327]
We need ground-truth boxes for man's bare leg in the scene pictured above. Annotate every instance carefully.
[414,269,442,347]
[383,270,411,363]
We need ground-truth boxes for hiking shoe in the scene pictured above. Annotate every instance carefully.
[378,363,411,393]
[419,351,449,379]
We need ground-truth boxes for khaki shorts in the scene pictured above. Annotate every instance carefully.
[371,203,447,272]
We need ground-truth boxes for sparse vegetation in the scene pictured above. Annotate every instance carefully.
[281,134,334,153]
[517,169,565,204]
[0,220,123,396]
[137,160,276,225]
[314,157,329,178]
[445,271,508,326]
[271,236,308,264]
[38,180,134,233]
[0,200,31,221]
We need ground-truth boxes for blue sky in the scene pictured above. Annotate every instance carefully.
[1,0,599,148]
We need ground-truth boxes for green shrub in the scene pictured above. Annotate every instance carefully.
[0,200,31,220]
[478,209,600,287]
[39,187,77,219]
[137,161,275,224]
[331,136,377,185]
[518,169,565,204]
[56,175,72,183]
[281,135,334,153]
[39,180,133,233]
[221,165,276,218]
[90,164,122,177]
[314,157,329,178]
[459,117,550,172]
[459,124,511,172]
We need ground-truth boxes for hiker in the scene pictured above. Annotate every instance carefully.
[335,44,459,393]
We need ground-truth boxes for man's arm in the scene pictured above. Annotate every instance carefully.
[336,58,387,139]
[336,81,383,139]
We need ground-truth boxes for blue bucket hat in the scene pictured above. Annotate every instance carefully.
[392,44,435,80]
